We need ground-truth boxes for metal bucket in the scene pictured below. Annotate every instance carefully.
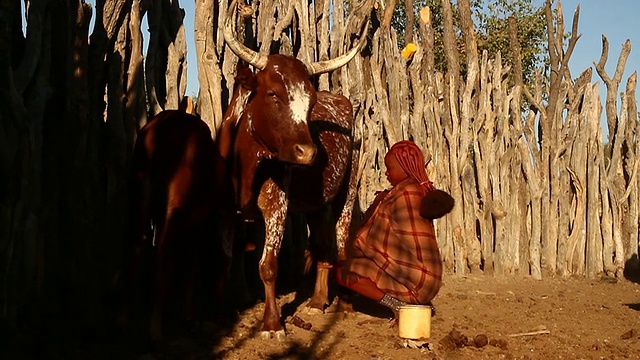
[398,305,432,339]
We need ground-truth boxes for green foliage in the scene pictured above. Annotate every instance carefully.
[390,0,547,86]
[475,0,547,84]
[391,0,456,71]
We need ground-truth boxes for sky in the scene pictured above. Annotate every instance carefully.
[535,0,640,140]
[544,0,640,97]
[533,0,640,77]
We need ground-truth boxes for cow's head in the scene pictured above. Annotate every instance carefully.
[232,55,319,164]
[223,0,367,165]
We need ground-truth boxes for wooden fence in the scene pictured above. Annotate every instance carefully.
[208,0,640,279]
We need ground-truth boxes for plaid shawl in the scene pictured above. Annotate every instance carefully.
[348,178,443,304]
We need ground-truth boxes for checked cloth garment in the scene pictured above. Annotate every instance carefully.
[348,178,443,304]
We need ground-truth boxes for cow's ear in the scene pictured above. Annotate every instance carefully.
[235,63,257,91]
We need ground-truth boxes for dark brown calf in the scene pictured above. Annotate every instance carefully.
[124,106,227,341]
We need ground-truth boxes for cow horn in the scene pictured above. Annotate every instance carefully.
[304,20,369,76]
[223,0,268,70]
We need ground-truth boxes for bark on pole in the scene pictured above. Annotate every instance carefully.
[194,0,225,134]
[404,0,414,44]
[128,0,148,132]
[595,37,632,277]
[316,0,331,91]
[145,0,163,115]
[458,0,481,273]
[165,0,188,110]
[623,72,640,276]
[508,16,524,275]
[474,51,495,274]
[441,0,467,274]
[381,0,397,30]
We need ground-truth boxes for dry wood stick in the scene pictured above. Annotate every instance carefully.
[508,329,551,337]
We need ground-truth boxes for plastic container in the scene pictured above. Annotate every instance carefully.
[398,305,432,339]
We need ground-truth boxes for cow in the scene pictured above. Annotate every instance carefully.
[217,1,367,340]
[122,98,229,341]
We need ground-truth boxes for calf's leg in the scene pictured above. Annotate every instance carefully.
[149,208,183,341]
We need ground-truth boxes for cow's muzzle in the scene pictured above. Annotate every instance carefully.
[292,143,317,165]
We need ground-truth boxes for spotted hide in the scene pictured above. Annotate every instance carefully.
[217,1,366,340]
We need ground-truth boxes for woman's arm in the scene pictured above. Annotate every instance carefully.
[361,190,389,224]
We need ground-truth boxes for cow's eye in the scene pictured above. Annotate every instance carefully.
[267,91,279,104]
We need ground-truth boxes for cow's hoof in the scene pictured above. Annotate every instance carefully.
[305,307,324,316]
[259,329,286,341]
[305,297,328,314]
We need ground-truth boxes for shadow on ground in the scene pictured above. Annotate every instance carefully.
[624,254,640,285]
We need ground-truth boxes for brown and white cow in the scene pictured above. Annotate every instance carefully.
[123,100,229,341]
[217,1,366,339]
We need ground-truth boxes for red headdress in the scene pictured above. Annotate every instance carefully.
[389,140,435,192]
[389,140,454,219]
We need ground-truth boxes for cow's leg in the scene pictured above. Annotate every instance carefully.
[336,150,359,261]
[305,212,334,313]
[214,210,237,307]
[256,179,288,340]
[183,243,199,322]
[333,153,359,312]
[149,209,181,341]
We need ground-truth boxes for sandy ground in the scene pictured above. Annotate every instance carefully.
[160,274,640,359]
[6,273,640,359]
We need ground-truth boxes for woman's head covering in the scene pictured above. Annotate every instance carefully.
[388,140,434,193]
[389,140,454,219]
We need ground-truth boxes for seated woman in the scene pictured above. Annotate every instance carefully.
[335,140,452,315]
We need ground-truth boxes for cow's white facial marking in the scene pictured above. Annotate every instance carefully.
[287,82,311,124]
[273,67,310,124]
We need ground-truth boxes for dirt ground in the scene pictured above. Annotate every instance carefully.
[153,274,640,359]
[6,273,640,359]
